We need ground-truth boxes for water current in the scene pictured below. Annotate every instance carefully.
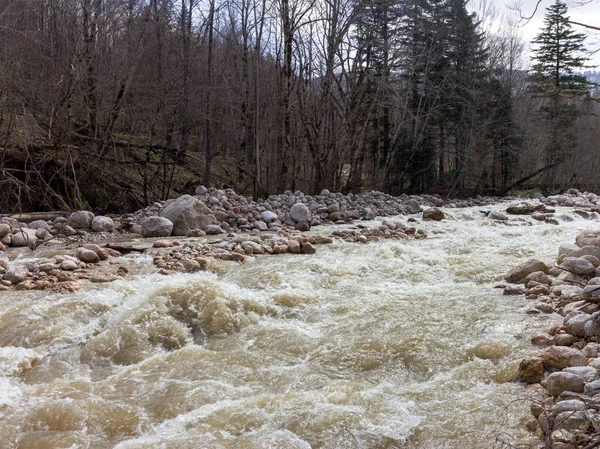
[0,205,597,449]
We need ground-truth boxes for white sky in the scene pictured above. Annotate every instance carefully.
[489,0,600,66]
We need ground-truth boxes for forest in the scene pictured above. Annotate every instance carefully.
[0,0,598,213]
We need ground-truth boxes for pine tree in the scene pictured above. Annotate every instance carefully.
[530,0,593,95]
[529,0,595,191]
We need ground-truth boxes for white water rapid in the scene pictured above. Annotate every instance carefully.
[0,205,597,449]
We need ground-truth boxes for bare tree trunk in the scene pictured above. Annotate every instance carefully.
[204,0,215,186]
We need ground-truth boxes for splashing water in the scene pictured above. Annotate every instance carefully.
[0,205,596,449]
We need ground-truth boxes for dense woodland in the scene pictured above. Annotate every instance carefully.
[0,0,598,212]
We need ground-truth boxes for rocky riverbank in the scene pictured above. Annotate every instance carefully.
[3,187,600,293]
[1,188,451,291]
[503,190,600,448]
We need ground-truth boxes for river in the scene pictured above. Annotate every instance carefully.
[0,205,596,449]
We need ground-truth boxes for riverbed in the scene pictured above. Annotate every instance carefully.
[0,205,597,449]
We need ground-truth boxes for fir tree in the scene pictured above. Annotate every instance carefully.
[530,0,593,95]
[529,0,595,191]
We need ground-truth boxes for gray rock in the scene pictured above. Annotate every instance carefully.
[10,229,38,248]
[553,410,589,432]
[195,185,208,195]
[160,195,217,236]
[289,203,311,223]
[260,211,278,224]
[38,263,57,272]
[204,225,224,235]
[186,229,206,237]
[241,241,263,255]
[141,217,173,238]
[566,313,592,337]
[552,399,587,416]
[423,207,445,221]
[565,366,599,382]
[59,260,78,271]
[583,285,600,301]
[545,372,585,396]
[584,379,600,395]
[3,266,28,285]
[489,211,509,221]
[254,220,268,231]
[68,211,95,229]
[91,216,115,232]
[585,319,600,337]
[504,259,549,284]
[0,223,10,238]
[403,199,421,213]
[35,228,50,240]
[559,257,596,275]
[28,220,51,230]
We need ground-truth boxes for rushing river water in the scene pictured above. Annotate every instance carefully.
[0,205,598,449]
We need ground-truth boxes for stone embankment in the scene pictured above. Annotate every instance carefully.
[503,190,600,448]
[0,188,457,291]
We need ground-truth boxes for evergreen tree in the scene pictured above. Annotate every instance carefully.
[529,0,595,191]
[530,0,593,94]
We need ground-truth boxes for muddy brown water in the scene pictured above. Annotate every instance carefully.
[0,206,596,449]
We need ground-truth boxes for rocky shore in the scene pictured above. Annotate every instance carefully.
[3,187,600,293]
[1,188,458,291]
[501,191,600,448]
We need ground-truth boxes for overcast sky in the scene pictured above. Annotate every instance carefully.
[490,0,600,66]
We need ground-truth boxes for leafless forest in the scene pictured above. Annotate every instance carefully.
[0,0,599,213]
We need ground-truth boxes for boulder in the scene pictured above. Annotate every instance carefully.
[403,199,421,213]
[204,225,224,235]
[160,195,217,236]
[289,203,311,223]
[254,221,268,231]
[186,229,206,237]
[83,244,109,261]
[553,410,589,432]
[195,185,208,195]
[0,223,10,238]
[543,346,587,369]
[75,247,100,264]
[91,216,115,232]
[489,211,508,221]
[301,242,317,254]
[504,259,549,284]
[518,356,544,384]
[559,257,596,275]
[141,217,173,238]
[423,207,445,221]
[10,229,38,248]
[565,313,592,338]
[506,203,545,215]
[294,222,310,232]
[260,211,278,224]
[583,285,600,301]
[565,366,599,383]
[59,260,78,271]
[525,271,551,288]
[28,220,51,231]
[3,266,28,285]
[545,372,585,397]
[552,399,586,416]
[68,211,95,229]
